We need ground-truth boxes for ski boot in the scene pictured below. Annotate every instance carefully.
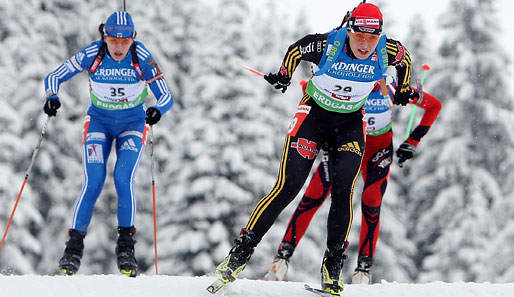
[115,226,138,277]
[351,255,373,284]
[59,229,87,275]
[264,241,295,281]
[207,229,259,293]
[320,244,347,296]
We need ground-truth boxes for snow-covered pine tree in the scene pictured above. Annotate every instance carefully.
[398,0,512,282]
[403,14,435,82]
[368,11,439,283]
[1,0,302,276]
[150,0,295,277]
[0,0,96,274]
[240,4,324,282]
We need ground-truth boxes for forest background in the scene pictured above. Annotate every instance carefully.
[1,0,513,284]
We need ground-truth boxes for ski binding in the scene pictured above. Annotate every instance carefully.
[206,277,229,294]
[304,284,339,297]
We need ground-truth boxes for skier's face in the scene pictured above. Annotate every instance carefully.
[105,36,134,62]
[348,31,380,59]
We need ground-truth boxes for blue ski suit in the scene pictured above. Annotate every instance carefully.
[44,40,174,232]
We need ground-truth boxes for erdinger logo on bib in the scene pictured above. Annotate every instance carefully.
[291,138,318,160]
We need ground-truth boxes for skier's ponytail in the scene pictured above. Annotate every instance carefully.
[98,23,105,40]
[335,11,351,30]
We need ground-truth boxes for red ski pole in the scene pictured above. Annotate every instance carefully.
[149,125,159,275]
[0,116,51,255]
[235,59,265,77]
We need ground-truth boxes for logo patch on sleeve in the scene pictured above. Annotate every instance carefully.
[393,42,405,65]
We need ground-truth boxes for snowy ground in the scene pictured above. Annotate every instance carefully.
[1,275,513,297]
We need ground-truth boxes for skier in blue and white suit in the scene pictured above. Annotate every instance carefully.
[43,11,173,277]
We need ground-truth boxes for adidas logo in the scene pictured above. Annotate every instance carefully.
[120,138,139,152]
[337,141,362,156]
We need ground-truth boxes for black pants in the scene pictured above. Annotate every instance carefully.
[245,95,365,246]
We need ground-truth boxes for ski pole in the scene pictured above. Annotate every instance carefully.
[0,116,51,255]
[404,64,430,139]
[378,78,393,108]
[235,58,265,77]
[385,75,396,95]
[149,125,159,275]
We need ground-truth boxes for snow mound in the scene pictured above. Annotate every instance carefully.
[1,275,513,297]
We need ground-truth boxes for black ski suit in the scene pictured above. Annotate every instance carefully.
[245,31,412,246]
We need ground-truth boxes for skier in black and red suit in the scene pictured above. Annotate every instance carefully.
[265,77,441,284]
[211,3,419,295]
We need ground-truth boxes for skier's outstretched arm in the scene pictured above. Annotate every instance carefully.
[264,33,329,93]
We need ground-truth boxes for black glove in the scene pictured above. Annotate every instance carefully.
[396,141,416,167]
[146,107,161,125]
[43,96,61,116]
[264,72,291,93]
[394,87,418,106]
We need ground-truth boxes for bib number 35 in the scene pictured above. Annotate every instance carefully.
[110,87,125,96]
